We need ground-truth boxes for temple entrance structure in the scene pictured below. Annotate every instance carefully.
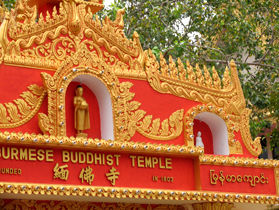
[0,0,278,209]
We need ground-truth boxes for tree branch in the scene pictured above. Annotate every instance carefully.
[205,59,276,69]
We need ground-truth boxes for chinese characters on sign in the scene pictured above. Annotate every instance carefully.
[53,164,120,186]
[53,163,69,181]
[106,167,120,186]
[79,166,94,185]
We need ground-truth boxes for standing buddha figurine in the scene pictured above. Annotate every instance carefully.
[74,85,90,137]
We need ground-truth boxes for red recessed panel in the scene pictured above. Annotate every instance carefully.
[200,164,276,195]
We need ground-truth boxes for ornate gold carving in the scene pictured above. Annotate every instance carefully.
[145,50,260,156]
[275,168,279,195]
[192,202,234,210]
[239,109,262,157]
[38,43,182,141]
[184,104,243,155]
[38,113,52,135]
[0,131,203,156]
[0,0,260,156]
[145,50,236,109]
[0,84,45,128]
[136,109,184,140]
[0,183,278,205]
[3,0,145,79]
[200,155,278,168]
[84,9,142,59]
[0,200,180,210]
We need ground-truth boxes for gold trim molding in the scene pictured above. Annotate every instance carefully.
[0,131,203,156]
[192,202,234,210]
[0,183,278,205]
[200,155,279,168]
[0,200,179,210]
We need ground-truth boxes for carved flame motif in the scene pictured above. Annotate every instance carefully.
[0,84,45,128]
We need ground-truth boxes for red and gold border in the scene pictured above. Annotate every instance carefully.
[0,182,278,205]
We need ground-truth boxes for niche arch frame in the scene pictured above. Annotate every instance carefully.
[40,65,118,139]
[39,47,143,141]
[184,104,243,155]
[67,73,114,140]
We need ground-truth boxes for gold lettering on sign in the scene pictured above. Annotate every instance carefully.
[129,155,172,169]
[79,166,94,185]
[62,151,120,166]
[209,169,269,187]
[106,167,120,186]
[53,163,69,181]
[152,175,174,183]
[0,168,22,175]
[0,147,54,162]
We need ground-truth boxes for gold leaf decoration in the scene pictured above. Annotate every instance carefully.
[136,109,184,141]
[145,50,260,156]
[0,84,46,128]
[0,104,8,123]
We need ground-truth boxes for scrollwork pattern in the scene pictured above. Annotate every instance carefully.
[136,109,184,140]
[3,0,145,78]
[0,84,46,128]
[38,44,183,142]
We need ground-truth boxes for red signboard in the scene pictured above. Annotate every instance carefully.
[0,144,277,195]
[0,144,195,190]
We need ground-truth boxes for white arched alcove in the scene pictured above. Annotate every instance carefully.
[73,75,114,140]
[195,112,229,155]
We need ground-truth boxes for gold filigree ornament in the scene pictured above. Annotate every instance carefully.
[144,50,262,156]
[0,183,279,205]
[0,84,45,128]
[192,202,234,210]
[2,0,145,77]
[38,44,183,142]
[0,131,203,156]
[0,200,180,210]
[184,104,243,155]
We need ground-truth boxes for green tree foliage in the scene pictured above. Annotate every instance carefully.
[102,0,279,154]
[3,0,15,10]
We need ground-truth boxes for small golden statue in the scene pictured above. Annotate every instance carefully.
[74,85,90,137]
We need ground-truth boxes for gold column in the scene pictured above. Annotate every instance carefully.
[192,202,234,210]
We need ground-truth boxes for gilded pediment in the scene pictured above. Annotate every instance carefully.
[0,0,144,71]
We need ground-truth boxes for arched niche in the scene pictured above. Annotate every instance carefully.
[193,119,213,154]
[71,74,114,140]
[194,112,229,155]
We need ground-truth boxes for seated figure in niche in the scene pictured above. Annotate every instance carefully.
[195,131,204,148]
[74,85,90,137]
